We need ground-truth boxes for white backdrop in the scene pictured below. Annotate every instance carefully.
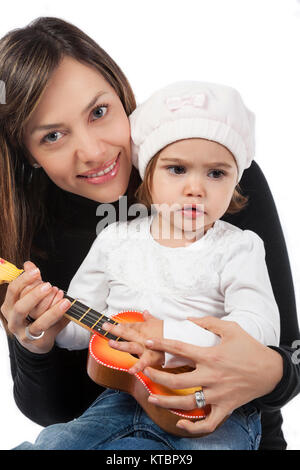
[0,0,299,450]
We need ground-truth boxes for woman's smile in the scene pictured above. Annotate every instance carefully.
[77,152,121,184]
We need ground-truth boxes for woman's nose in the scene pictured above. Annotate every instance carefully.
[75,130,107,163]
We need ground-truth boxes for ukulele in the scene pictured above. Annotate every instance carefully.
[0,257,210,437]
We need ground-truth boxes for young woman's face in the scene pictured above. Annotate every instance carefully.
[150,138,238,243]
[24,57,132,203]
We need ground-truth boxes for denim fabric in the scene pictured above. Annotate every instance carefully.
[14,389,261,450]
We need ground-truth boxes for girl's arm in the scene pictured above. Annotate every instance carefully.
[55,227,111,350]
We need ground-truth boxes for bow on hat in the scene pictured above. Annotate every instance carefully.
[165,93,206,111]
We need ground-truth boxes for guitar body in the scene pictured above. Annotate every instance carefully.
[87,310,210,437]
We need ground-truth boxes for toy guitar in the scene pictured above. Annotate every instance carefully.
[0,257,211,437]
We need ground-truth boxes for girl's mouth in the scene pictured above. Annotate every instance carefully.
[77,153,120,184]
[180,205,205,220]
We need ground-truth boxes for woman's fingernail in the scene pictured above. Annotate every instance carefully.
[29,268,39,276]
[145,340,154,347]
[148,396,158,403]
[60,299,71,311]
[102,322,109,330]
[176,422,185,429]
[40,282,51,292]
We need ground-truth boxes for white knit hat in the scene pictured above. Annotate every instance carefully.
[130,81,255,182]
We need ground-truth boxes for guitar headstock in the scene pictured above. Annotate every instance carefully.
[0,258,24,284]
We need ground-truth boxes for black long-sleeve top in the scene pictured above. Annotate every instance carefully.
[6,163,300,450]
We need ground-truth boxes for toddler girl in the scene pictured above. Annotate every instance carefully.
[15,81,280,450]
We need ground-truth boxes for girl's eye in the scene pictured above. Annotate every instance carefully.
[208,169,225,179]
[42,131,63,144]
[167,165,186,175]
[91,105,108,121]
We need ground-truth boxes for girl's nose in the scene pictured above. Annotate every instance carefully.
[184,176,206,197]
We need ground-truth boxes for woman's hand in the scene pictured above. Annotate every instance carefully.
[1,261,71,354]
[103,311,165,374]
[143,316,283,434]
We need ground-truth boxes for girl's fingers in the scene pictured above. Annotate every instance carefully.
[103,322,142,343]
[108,339,144,356]
[142,310,153,320]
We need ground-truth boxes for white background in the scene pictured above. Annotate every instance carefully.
[0,0,300,450]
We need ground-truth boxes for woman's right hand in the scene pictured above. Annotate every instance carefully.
[1,261,71,354]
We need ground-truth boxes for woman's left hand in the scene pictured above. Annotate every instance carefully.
[102,310,165,374]
[142,316,283,434]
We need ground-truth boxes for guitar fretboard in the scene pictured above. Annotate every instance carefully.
[63,292,124,342]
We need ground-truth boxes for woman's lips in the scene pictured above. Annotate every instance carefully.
[77,153,120,185]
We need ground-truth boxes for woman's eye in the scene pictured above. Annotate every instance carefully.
[42,131,63,144]
[91,105,108,121]
[167,165,186,175]
[208,169,225,179]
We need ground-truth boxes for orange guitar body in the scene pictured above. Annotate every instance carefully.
[87,310,210,437]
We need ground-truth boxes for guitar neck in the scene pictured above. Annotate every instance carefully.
[62,292,123,342]
[0,258,122,342]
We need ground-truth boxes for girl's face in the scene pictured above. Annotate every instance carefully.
[150,138,238,244]
[24,57,132,203]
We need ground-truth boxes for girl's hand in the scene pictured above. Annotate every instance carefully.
[103,310,165,374]
[1,261,71,354]
[143,316,283,434]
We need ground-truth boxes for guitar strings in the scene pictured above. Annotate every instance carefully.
[63,296,122,341]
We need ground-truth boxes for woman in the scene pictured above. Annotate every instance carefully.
[0,17,298,450]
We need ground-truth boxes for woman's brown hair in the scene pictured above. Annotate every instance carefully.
[0,17,136,329]
[135,150,249,214]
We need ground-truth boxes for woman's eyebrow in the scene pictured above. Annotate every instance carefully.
[82,90,108,114]
[30,91,108,135]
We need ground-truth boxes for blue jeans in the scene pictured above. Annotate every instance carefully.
[14,389,261,450]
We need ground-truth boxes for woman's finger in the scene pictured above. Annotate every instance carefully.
[145,337,207,361]
[148,388,212,411]
[50,289,65,307]
[29,287,61,320]
[187,316,235,338]
[176,406,230,435]
[144,366,201,389]
[19,279,43,298]
[12,282,54,323]
[23,297,71,339]
[1,268,42,318]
